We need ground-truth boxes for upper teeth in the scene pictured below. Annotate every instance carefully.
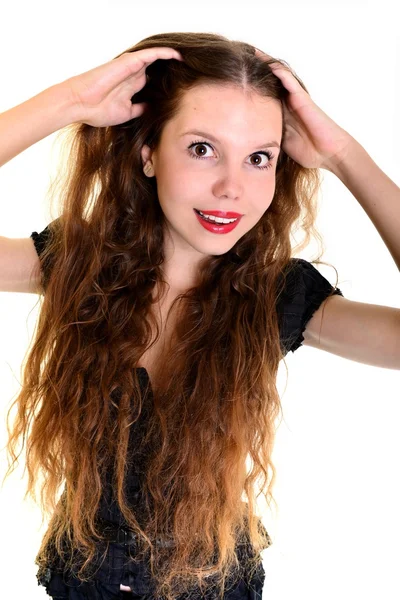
[198,210,238,224]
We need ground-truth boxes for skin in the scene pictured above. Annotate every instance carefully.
[140,83,283,294]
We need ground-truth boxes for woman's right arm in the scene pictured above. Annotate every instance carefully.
[0,47,182,294]
[0,85,79,294]
[0,84,80,168]
[0,84,79,294]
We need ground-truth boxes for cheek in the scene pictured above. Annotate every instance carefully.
[173,180,205,209]
[251,184,275,214]
[160,163,198,197]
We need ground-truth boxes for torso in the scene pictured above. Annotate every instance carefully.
[121,287,180,592]
[137,289,181,387]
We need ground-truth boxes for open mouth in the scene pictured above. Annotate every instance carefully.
[193,209,241,233]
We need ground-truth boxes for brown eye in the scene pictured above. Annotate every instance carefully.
[251,155,262,166]
[187,140,274,170]
[193,144,208,157]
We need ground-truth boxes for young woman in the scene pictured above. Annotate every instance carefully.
[1,31,399,600]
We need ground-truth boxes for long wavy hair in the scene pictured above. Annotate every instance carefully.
[3,31,339,600]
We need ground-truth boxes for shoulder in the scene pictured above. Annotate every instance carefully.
[277,258,344,355]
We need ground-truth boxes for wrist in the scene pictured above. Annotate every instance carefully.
[322,134,359,176]
[38,83,85,128]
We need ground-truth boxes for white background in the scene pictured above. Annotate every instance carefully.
[0,1,399,598]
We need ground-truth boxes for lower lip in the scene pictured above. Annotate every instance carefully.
[194,210,241,234]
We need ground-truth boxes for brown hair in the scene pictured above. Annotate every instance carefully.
[4,31,339,600]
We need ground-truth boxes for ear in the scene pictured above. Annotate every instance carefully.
[141,144,155,167]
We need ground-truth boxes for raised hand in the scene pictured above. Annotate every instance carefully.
[60,47,183,128]
[255,49,353,171]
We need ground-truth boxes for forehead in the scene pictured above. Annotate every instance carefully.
[165,83,283,140]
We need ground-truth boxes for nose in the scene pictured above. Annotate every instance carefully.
[212,166,244,200]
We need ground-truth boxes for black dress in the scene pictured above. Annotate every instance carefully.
[30,224,344,599]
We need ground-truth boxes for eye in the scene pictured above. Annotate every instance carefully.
[186,140,275,170]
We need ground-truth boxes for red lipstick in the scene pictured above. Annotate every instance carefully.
[194,209,242,234]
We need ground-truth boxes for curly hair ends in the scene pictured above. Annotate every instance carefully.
[3,31,339,600]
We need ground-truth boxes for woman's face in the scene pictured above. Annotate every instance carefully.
[141,83,283,284]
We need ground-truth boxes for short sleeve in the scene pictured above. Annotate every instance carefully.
[30,220,58,291]
[30,225,53,258]
[277,258,344,355]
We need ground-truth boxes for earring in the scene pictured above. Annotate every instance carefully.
[143,162,154,177]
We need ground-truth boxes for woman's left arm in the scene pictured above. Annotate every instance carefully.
[305,141,400,370]
[256,50,400,369]
[326,137,400,271]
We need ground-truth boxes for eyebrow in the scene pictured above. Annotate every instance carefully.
[180,129,281,150]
